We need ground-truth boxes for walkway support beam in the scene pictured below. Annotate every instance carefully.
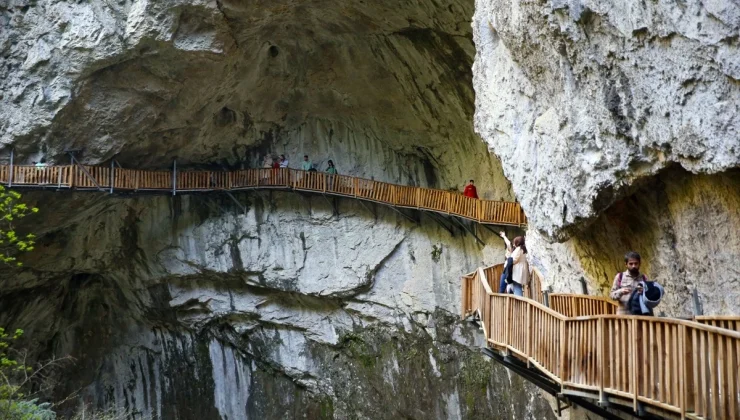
[68,152,102,190]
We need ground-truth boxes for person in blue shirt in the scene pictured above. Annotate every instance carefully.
[302,155,313,171]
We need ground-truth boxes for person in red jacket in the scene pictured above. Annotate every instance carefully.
[463,179,479,199]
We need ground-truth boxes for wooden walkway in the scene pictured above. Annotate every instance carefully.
[462,263,740,420]
[0,164,526,227]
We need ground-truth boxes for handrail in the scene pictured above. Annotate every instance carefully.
[549,294,618,317]
[462,263,544,317]
[694,316,740,333]
[0,164,526,227]
[463,262,740,419]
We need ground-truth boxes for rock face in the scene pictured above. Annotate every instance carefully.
[473,0,740,239]
[0,191,543,419]
[0,0,559,418]
[1,0,510,200]
[3,0,739,417]
[472,0,740,318]
[528,168,740,317]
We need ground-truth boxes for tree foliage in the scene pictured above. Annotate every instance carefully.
[0,328,57,420]
[0,186,38,267]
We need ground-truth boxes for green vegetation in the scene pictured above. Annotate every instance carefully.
[0,328,56,420]
[0,186,38,267]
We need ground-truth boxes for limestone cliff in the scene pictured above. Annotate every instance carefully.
[2,0,739,418]
[0,0,557,419]
[473,0,740,238]
[473,0,740,317]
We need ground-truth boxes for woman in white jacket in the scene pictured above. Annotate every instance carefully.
[508,236,530,296]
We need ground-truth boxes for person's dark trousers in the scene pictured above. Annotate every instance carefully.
[499,257,513,293]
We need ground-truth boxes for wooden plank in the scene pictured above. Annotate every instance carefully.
[609,320,615,389]
[718,333,726,419]
[598,317,605,402]
[666,323,672,405]
[679,325,686,420]
[673,324,679,407]
[560,319,566,383]
[632,319,638,410]
[693,328,701,416]
[709,331,718,420]
[728,334,737,420]
[701,331,708,418]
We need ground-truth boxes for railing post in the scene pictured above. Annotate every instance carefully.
[631,318,638,412]
[8,148,13,188]
[505,297,511,347]
[679,324,687,420]
[526,303,532,366]
[57,166,63,188]
[110,160,114,194]
[172,160,177,196]
[446,191,451,215]
[598,317,605,404]
[69,165,75,188]
[559,319,567,386]
[416,188,421,208]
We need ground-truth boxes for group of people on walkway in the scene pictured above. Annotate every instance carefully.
[495,231,664,316]
[262,154,337,175]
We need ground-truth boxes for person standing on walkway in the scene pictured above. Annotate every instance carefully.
[498,231,513,293]
[507,236,529,296]
[326,160,337,190]
[610,252,663,315]
[463,180,478,199]
[301,155,312,171]
[279,154,289,168]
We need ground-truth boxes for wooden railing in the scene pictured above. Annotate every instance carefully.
[549,294,618,317]
[462,263,740,419]
[462,264,545,316]
[0,165,526,227]
[695,316,740,333]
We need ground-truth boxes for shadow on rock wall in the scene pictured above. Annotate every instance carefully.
[572,166,740,316]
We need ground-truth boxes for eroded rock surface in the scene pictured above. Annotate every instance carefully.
[473,0,740,238]
[0,0,551,417]
[0,191,541,418]
[1,0,511,200]
[530,168,740,317]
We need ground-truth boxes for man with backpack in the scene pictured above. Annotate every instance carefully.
[609,252,664,315]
